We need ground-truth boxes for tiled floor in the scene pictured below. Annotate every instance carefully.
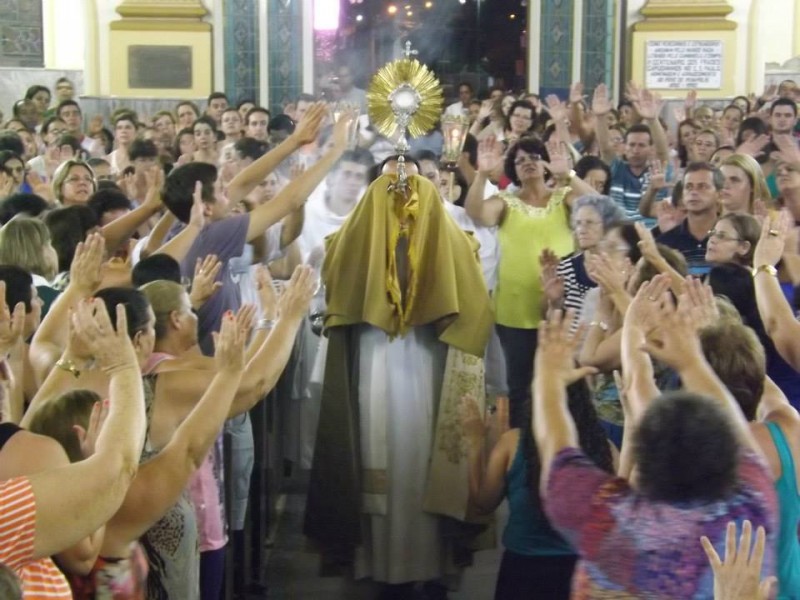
[263,492,506,599]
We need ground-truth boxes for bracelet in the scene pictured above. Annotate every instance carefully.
[256,318,276,330]
[590,320,609,332]
[55,357,81,378]
[753,264,778,278]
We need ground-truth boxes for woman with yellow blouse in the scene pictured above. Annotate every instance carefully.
[466,136,596,426]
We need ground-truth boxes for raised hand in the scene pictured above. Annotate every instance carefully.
[625,273,672,333]
[477,99,494,122]
[189,181,206,230]
[535,309,597,384]
[254,264,279,320]
[684,89,698,112]
[592,83,612,116]
[545,94,567,122]
[677,276,719,331]
[213,310,246,375]
[639,292,702,372]
[655,200,682,234]
[277,265,317,322]
[700,521,775,600]
[586,252,627,295]
[634,89,661,121]
[291,101,328,146]
[737,134,770,159]
[73,399,109,459]
[71,298,139,374]
[648,159,668,191]
[189,254,223,308]
[234,304,257,338]
[477,136,504,175]
[569,82,585,106]
[70,232,106,295]
[772,133,800,167]
[143,165,165,209]
[754,208,792,267]
[543,140,572,179]
[0,172,15,198]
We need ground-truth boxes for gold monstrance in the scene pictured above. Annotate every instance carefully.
[366,41,443,194]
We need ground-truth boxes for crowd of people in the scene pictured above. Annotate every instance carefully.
[0,63,797,600]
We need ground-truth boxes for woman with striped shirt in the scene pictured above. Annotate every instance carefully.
[542,195,625,322]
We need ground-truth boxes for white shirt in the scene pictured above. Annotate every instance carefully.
[443,202,499,291]
[444,101,468,117]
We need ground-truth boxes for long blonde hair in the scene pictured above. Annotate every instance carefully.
[0,216,58,280]
[719,154,771,213]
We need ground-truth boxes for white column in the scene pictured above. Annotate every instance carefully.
[572,0,584,85]
[259,0,270,107]
[302,0,315,94]
[527,0,541,92]
[212,0,225,93]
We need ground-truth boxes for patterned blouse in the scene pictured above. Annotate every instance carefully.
[544,447,778,599]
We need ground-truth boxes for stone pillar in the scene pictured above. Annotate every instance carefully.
[109,0,212,98]
[267,0,303,115]
[630,0,738,98]
[223,0,259,103]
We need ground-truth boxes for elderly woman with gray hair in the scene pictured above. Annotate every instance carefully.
[541,194,625,321]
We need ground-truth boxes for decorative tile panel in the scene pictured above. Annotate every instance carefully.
[581,0,615,99]
[224,0,259,103]
[268,0,303,115]
[0,0,43,68]
[539,0,573,97]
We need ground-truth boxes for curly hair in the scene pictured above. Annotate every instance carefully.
[635,391,740,503]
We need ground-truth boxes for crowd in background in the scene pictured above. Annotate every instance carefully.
[0,65,797,599]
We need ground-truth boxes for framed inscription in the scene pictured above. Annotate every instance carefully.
[645,40,723,90]
[128,45,192,89]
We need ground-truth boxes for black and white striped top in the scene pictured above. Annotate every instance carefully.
[556,253,597,321]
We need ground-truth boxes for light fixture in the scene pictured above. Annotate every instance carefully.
[458,0,466,4]
[387,4,397,14]
[356,13,363,21]
[406,10,413,16]
[313,0,340,31]
[509,13,516,19]
[425,0,433,6]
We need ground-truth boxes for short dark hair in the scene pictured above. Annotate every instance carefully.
[41,116,65,135]
[504,138,549,186]
[334,148,375,172]
[234,137,269,162]
[245,106,270,124]
[0,265,33,312]
[268,114,295,134]
[88,188,133,221]
[132,253,182,287]
[635,391,740,502]
[163,162,217,223]
[207,91,229,104]
[94,287,152,339]
[414,149,439,164]
[684,161,724,190]
[295,93,316,105]
[237,99,255,110]
[770,97,798,117]
[0,193,49,224]
[56,100,81,117]
[192,115,217,133]
[575,155,612,195]
[43,205,100,272]
[0,132,24,156]
[504,100,536,133]
[129,138,158,162]
[625,123,653,143]
[457,81,473,92]
[24,85,50,102]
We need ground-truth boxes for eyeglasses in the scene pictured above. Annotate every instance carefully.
[49,129,67,136]
[574,219,602,229]
[64,176,94,185]
[511,113,533,121]
[5,166,26,175]
[708,229,742,242]
[514,154,541,166]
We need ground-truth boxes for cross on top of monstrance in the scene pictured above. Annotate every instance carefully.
[402,40,419,60]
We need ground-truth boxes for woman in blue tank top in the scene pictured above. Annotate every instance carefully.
[464,379,614,600]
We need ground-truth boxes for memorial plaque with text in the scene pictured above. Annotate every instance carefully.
[129,45,192,89]
[645,40,723,90]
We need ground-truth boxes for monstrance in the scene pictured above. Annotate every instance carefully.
[366,41,443,194]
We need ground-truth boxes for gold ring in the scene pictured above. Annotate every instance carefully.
[769,229,779,237]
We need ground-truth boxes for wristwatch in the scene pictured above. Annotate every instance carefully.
[753,264,778,278]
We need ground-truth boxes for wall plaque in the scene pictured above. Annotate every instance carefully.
[128,45,192,89]
[645,40,723,89]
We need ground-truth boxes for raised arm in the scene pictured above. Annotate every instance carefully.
[106,310,245,544]
[592,84,615,164]
[29,233,105,386]
[753,210,800,371]
[640,289,762,455]
[533,310,597,496]
[245,112,351,242]
[29,301,145,560]
[101,167,164,254]
[227,102,327,206]
[465,136,506,227]
[633,89,669,163]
